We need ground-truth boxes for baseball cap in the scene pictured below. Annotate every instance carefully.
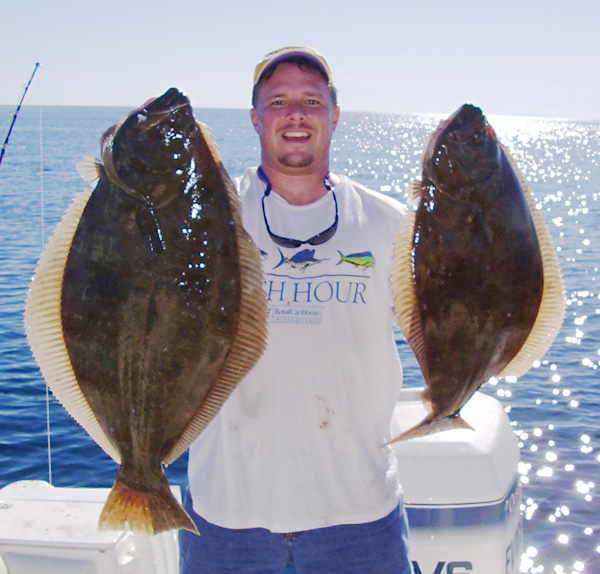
[253,46,334,89]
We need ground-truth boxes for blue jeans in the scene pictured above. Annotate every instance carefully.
[179,488,413,574]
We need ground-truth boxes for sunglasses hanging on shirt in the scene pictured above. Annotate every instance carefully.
[257,166,338,249]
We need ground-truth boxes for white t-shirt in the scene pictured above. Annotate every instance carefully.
[187,167,407,532]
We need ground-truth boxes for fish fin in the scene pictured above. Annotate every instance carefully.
[76,156,102,186]
[164,174,268,464]
[388,414,474,444]
[99,471,198,535]
[389,210,430,381]
[24,189,122,464]
[390,210,417,337]
[498,147,566,379]
[196,122,221,163]
[405,180,423,208]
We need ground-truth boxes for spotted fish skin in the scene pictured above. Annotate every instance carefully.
[24,88,267,534]
[391,103,565,441]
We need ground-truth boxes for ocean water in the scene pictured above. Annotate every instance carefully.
[0,104,598,573]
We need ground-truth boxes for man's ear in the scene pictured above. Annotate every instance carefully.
[332,105,340,131]
[250,108,259,133]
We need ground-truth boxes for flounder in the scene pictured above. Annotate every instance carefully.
[390,103,565,442]
[24,88,268,534]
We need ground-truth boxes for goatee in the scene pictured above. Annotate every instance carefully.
[278,154,315,168]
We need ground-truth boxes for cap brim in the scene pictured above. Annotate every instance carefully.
[253,47,332,87]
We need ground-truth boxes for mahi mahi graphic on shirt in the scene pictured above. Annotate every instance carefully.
[337,251,375,268]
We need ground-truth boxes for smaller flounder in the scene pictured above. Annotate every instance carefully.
[389,103,565,442]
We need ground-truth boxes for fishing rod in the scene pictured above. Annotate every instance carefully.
[0,62,40,169]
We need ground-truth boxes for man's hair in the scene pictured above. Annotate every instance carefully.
[252,56,338,108]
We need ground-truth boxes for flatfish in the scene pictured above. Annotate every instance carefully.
[24,88,268,534]
[390,103,565,441]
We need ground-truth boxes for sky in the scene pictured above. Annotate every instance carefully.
[1,0,598,121]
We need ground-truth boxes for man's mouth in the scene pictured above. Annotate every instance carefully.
[283,131,310,140]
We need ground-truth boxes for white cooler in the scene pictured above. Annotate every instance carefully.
[392,388,523,574]
[0,480,180,574]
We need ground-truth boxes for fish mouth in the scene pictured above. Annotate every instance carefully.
[445,103,483,126]
[132,88,192,128]
[421,103,501,190]
[436,104,487,144]
[101,87,197,202]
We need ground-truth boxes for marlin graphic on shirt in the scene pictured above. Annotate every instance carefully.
[273,248,327,270]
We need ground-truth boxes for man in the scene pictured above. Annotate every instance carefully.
[180,46,413,574]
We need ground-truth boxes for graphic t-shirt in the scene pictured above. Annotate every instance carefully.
[187,167,408,532]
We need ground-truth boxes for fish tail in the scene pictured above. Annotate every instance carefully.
[337,250,345,265]
[273,247,286,270]
[99,472,198,536]
[387,415,473,444]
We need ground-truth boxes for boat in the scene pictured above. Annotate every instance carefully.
[393,389,522,574]
[0,388,522,573]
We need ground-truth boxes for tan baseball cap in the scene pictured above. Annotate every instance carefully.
[253,46,334,88]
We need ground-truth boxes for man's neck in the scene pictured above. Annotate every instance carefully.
[260,163,331,206]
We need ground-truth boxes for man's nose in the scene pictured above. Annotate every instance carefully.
[286,102,307,120]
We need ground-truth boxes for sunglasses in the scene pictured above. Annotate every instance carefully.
[258,166,338,249]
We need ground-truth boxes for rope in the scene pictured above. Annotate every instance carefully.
[38,104,53,484]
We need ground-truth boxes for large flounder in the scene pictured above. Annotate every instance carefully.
[390,103,565,442]
[24,88,268,534]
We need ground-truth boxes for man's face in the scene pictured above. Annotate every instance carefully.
[251,62,340,175]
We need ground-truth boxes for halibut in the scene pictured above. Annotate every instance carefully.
[24,88,268,534]
[390,104,565,441]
